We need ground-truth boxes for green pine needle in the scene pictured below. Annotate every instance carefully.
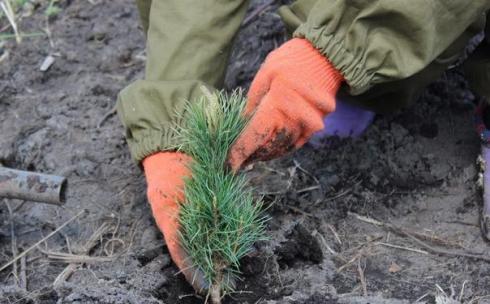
[176,88,268,302]
[45,0,61,17]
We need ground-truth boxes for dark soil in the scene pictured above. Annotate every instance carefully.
[1,1,490,303]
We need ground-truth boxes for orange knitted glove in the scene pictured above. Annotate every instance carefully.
[228,38,344,171]
[143,152,208,292]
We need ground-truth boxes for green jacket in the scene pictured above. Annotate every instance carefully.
[118,0,490,162]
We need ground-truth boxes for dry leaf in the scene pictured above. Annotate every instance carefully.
[388,262,402,273]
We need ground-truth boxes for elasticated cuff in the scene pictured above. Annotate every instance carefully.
[294,24,373,95]
[281,38,344,94]
[127,128,180,162]
[116,79,204,163]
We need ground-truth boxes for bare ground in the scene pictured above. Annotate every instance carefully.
[1,1,489,303]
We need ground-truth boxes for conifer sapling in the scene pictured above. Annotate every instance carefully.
[176,87,268,303]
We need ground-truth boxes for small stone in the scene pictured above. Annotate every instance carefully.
[40,55,55,72]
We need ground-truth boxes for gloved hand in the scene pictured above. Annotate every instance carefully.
[228,38,344,171]
[309,99,375,147]
[143,152,208,292]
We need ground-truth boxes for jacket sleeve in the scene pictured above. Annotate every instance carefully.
[293,0,490,95]
[118,0,249,162]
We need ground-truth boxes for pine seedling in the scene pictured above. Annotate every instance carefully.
[177,87,268,304]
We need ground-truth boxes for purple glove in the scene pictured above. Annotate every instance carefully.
[309,99,375,147]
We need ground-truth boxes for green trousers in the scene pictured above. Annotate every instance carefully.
[118,0,490,162]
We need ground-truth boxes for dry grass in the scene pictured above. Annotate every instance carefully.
[414,283,490,304]
[0,0,21,42]
[0,0,62,43]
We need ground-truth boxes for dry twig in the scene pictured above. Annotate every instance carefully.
[375,242,429,255]
[97,105,117,128]
[357,258,368,296]
[322,188,352,203]
[6,202,19,285]
[40,250,114,263]
[293,159,320,185]
[350,212,490,263]
[53,220,114,287]
[19,255,26,290]
[286,205,313,217]
[403,232,490,262]
[327,224,342,245]
[337,250,364,273]
[296,185,320,194]
[312,229,337,255]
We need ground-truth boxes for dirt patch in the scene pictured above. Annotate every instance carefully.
[1,1,489,304]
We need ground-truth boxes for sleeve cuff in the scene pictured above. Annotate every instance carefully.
[126,128,181,162]
[294,23,374,95]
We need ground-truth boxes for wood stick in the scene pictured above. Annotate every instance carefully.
[0,210,86,272]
